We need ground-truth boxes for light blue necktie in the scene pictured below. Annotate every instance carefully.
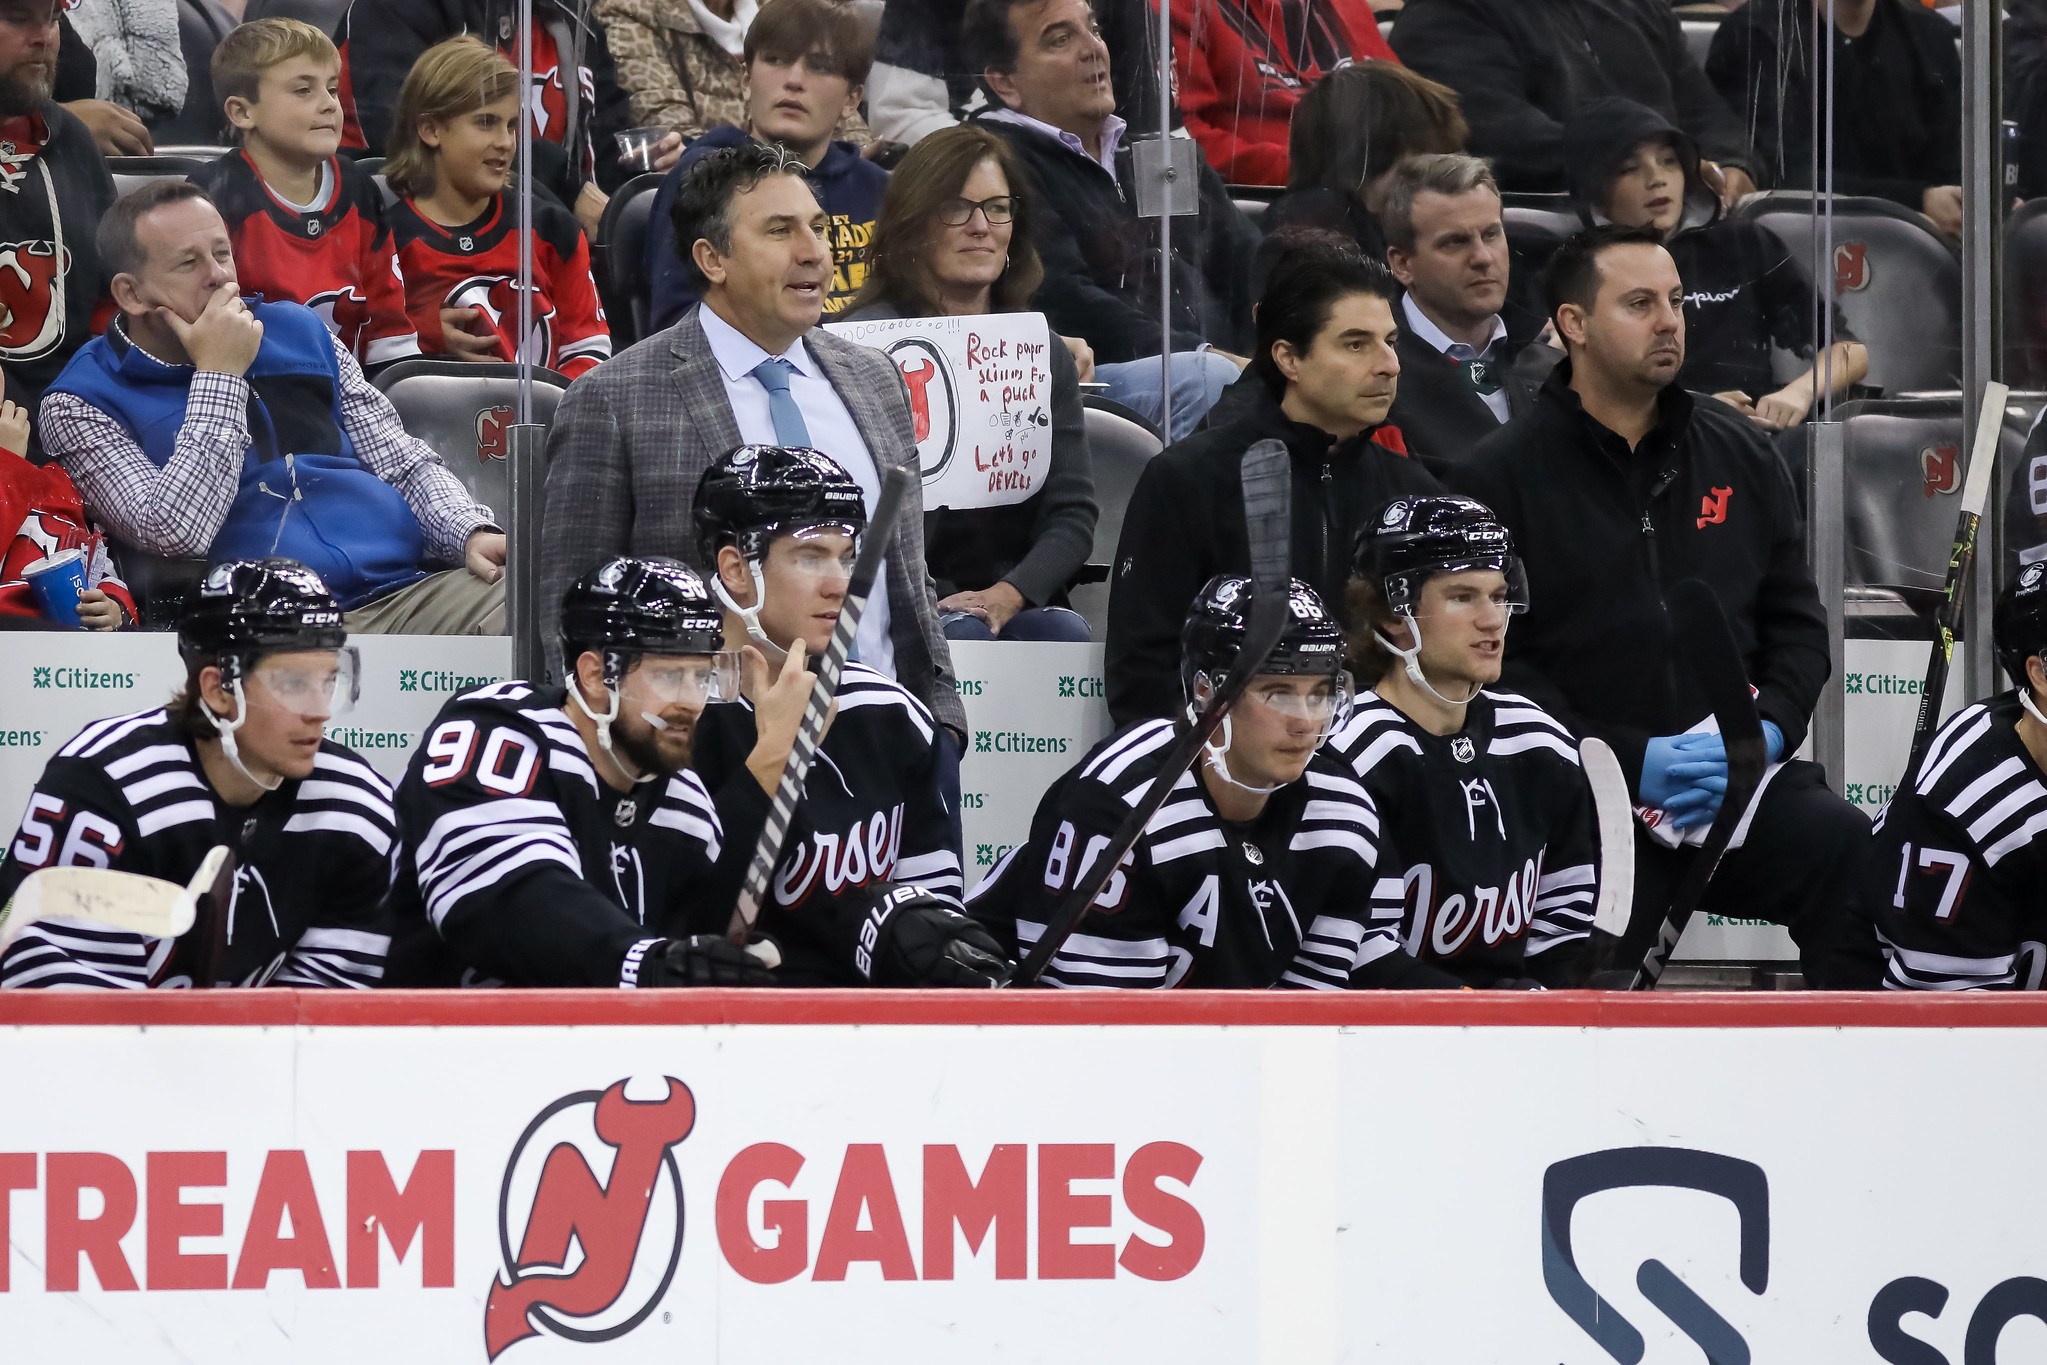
[750,357,813,447]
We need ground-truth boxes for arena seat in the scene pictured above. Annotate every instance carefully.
[1503,202,1580,289]
[1732,191,1962,395]
[373,361,572,515]
[2002,199,2047,385]
[242,0,351,36]
[1069,397,1164,636]
[108,154,214,199]
[1681,19,1719,67]
[111,548,210,630]
[1227,183,1280,231]
[595,171,664,349]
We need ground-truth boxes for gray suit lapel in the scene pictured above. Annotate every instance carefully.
[809,332,908,472]
[670,308,745,457]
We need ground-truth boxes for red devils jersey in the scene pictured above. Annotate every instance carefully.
[194,152,422,368]
[0,447,135,623]
[387,191,610,379]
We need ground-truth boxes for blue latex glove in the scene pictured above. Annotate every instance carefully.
[1642,732,1731,830]
[1762,720,1784,764]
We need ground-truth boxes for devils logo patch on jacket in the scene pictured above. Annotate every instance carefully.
[0,237,67,359]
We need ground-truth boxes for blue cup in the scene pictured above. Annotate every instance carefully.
[23,549,87,629]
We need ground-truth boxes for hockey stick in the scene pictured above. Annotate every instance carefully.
[727,465,914,943]
[1905,380,2010,776]
[1004,438,1293,988]
[1630,579,1769,990]
[0,844,231,956]
[1579,737,1636,940]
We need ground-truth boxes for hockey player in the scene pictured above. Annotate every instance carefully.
[968,574,1464,989]
[692,444,1008,987]
[0,559,396,988]
[1334,496,1598,988]
[1867,566,2047,990]
[383,39,611,380]
[384,554,805,987]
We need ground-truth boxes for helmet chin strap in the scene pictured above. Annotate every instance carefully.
[1375,613,1483,708]
[565,671,658,785]
[205,679,283,792]
[2022,687,2047,730]
[1197,710,1287,796]
[711,560,787,664]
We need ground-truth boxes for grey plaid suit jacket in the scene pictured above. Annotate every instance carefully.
[536,305,969,736]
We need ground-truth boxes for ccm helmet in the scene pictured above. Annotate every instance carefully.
[559,556,735,768]
[1355,495,1528,616]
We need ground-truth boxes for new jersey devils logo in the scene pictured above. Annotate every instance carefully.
[884,337,957,481]
[1921,444,1961,498]
[447,274,554,366]
[484,1077,694,1359]
[0,238,67,358]
[1833,241,1870,294]
[476,404,516,462]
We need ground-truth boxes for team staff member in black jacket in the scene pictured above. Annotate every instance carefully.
[1451,225,1880,987]
[1107,242,1443,725]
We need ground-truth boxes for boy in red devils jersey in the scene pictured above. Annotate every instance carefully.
[382,38,610,379]
[969,575,1463,990]
[1866,568,2047,990]
[0,560,395,989]
[383,555,799,987]
[193,20,422,371]
[1332,496,1597,988]
[0,394,133,626]
[690,445,1006,987]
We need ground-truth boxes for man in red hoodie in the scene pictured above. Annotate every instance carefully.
[1172,0,1397,186]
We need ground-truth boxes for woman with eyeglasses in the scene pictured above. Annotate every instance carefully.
[846,124,1098,644]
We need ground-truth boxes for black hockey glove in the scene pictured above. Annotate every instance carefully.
[857,883,1011,988]
[1489,976,1548,991]
[640,935,780,988]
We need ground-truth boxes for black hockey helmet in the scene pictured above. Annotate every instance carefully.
[1354,495,1528,616]
[1996,560,2047,689]
[559,555,726,676]
[1181,575,1346,704]
[693,444,867,565]
[178,558,346,679]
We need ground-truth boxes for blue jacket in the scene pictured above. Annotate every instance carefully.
[49,300,428,609]
[644,126,889,330]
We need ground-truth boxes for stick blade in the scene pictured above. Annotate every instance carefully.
[1579,737,1636,938]
[0,866,198,953]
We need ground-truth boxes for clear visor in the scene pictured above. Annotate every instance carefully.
[245,646,360,719]
[1198,668,1354,748]
[1386,560,1530,618]
[625,651,743,708]
[778,526,862,579]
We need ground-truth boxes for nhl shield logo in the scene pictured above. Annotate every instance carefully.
[1833,242,1870,294]
[1451,736,1476,763]
[1242,841,1265,866]
[614,798,637,828]
[1920,445,1960,499]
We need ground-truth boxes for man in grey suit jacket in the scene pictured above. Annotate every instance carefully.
[539,140,968,739]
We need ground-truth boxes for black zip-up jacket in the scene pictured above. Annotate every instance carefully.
[1388,0,1754,194]
[1106,377,1443,724]
[976,115,1258,365]
[1448,360,1828,792]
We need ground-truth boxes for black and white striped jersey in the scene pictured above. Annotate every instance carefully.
[965,717,1444,989]
[1325,688,1598,987]
[1869,692,2047,990]
[384,681,765,987]
[691,663,963,986]
[0,708,395,990]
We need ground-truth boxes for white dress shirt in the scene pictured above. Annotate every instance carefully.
[1401,294,1512,424]
[698,304,894,675]
[982,107,1128,178]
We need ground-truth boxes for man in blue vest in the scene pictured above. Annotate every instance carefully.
[41,180,504,633]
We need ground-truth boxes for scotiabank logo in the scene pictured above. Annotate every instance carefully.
[485,1078,694,1359]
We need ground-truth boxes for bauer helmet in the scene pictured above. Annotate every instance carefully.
[1180,575,1347,703]
[693,444,867,565]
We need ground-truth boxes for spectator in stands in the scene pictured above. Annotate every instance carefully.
[0,373,134,628]
[1105,242,1441,724]
[42,181,508,634]
[383,39,612,380]
[847,125,1097,643]
[966,0,1260,439]
[643,0,885,329]
[335,0,670,238]
[55,10,156,155]
[1260,59,1467,282]
[1170,0,1397,187]
[1566,98,1866,431]
[1707,0,1962,237]
[1448,225,1879,987]
[67,0,183,128]
[0,0,114,463]
[537,140,969,741]
[1389,0,1758,201]
[195,20,424,374]
[596,0,873,150]
[1382,154,1547,472]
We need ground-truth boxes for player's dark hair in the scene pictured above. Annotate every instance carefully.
[670,140,817,290]
[1341,574,1400,686]
[1542,222,1666,331]
[99,180,212,280]
[1252,238,1400,397]
[743,0,875,90]
[167,667,223,743]
[962,0,1100,88]
[852,124,1044,316]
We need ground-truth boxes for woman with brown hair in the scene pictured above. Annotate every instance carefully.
[847,124,1097,643]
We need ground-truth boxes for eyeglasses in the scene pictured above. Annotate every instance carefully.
[936,196,1016,227]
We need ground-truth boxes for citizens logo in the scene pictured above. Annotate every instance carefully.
[1542,1146,1769,1364]
[1056,675,1105,699]
[484,1077,694,1360]
[399,669,505,693]
[974,730,1071,755]
[31,666,138,690]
